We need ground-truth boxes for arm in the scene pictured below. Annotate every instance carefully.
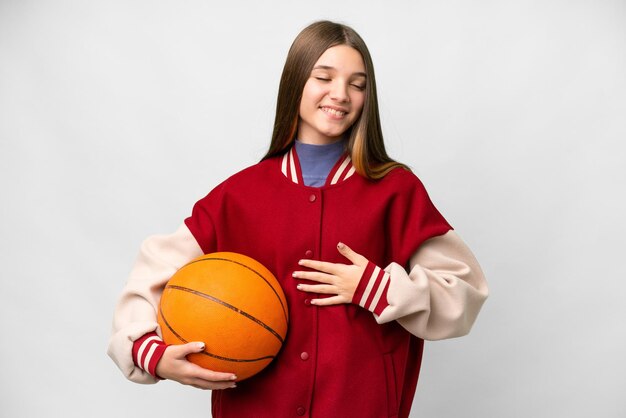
[354,230,488,340]
[107,223,203,383]
[295,230,488,341]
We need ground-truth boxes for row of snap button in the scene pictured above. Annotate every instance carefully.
[294,193,315,417]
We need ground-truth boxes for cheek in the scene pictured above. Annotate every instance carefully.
[301,83,323,109]
[351,94,366,119]
[299,90,312,117]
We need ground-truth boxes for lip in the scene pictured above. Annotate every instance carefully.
[319,105,349,113]
[319,105,349,120]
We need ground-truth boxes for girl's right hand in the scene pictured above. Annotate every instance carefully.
[155,342,237,390]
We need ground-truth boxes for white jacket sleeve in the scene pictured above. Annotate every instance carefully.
[355,230,488,341]
[107,223,203,383]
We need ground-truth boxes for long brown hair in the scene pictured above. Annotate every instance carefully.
[262,20,408,180]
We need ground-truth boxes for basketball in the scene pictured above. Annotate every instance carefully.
[157,252,289,381]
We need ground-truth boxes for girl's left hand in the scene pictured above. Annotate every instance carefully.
[292,242,369,306]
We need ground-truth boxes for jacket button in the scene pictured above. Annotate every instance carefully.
[308,194,316,202]
[304,299,311,306]
[304,250,313,258]
[296,406,306,416]
[300,352,309,361]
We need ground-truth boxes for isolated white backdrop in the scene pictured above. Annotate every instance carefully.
[1,1,625,417]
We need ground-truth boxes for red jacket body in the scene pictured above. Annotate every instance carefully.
[184,151,451,418]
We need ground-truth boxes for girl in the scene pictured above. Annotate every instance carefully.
[108,20,488,418]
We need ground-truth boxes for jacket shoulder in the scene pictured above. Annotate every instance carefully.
[377,166,428,192]
[221,157,278,187]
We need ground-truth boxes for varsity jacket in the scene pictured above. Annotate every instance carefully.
[108,147,489,418]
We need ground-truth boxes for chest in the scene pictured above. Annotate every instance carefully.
[212,179,393,274]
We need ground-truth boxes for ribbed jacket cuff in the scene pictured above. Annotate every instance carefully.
[132,332,167,379]
[352,261,390,315]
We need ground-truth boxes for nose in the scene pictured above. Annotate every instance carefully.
[329,80,350,103]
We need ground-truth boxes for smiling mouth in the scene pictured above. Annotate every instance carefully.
[320,106,347,117]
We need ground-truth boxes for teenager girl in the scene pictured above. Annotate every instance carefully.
[108,20,489,418]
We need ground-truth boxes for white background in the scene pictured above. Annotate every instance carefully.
[1,1,625,417]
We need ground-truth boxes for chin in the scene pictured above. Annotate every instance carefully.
[320,127,348,139]
[322,133,345,142]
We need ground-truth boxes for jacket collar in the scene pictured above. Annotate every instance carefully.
[280,145,356,186]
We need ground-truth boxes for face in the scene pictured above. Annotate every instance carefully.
[297,45,367,145]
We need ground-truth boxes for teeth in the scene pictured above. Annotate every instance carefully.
[322,107,346,116]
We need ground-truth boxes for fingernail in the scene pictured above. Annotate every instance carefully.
[337,242,345,249]
[198,342,205,350]
[292,271,298,277]
[296,284,302,290]
[298,259,304,265]
[231,375,237,380]
[230,383,237,389]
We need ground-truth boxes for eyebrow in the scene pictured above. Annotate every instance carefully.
[312,65,367,78]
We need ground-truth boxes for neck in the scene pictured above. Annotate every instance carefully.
[296,133,346,146]
[295,138,346,150]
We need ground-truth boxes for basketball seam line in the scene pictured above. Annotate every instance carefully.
[166,284,285,344]
[182,257,289,325]
[159,305,276,363]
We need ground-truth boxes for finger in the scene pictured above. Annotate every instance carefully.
[172,341,206,357]
[296,283,337,294]
[311,295,346,306]
[190,378,237,390]
[336,242,368,265]
[176,344,238,381]
[189,364,237,382]
[298,259,343,274]
[292,270,335,283]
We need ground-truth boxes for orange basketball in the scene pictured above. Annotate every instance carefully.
[157,252,289,381]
